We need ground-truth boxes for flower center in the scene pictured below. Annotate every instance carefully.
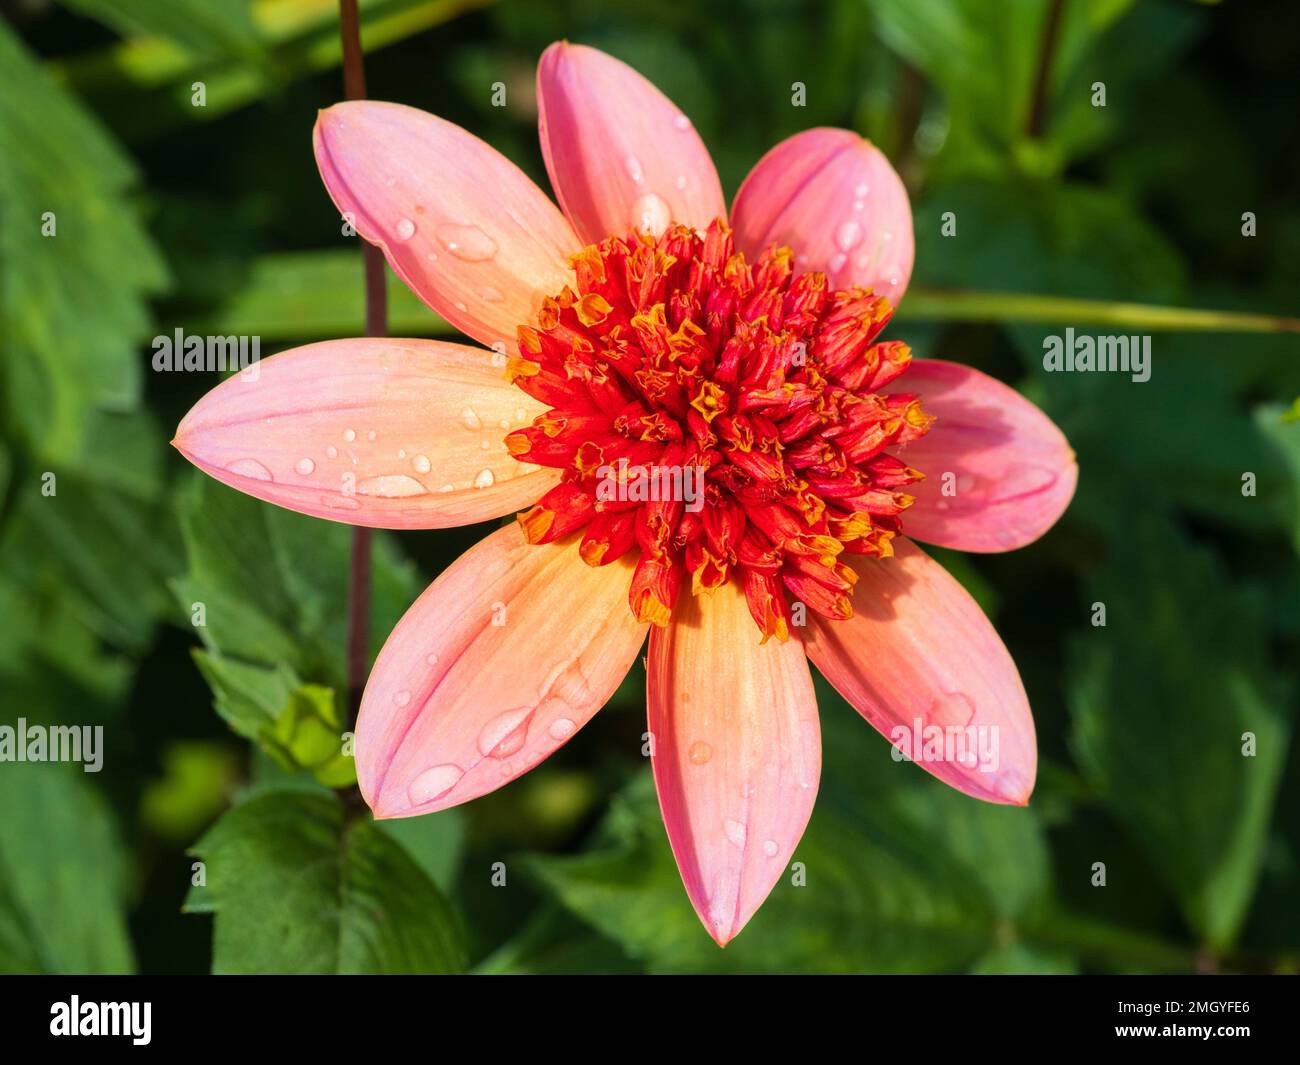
[505,219,932,639]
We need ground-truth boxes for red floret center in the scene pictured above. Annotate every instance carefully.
[506,219,932,639]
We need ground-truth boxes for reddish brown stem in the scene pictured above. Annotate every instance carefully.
[337,0,388,728]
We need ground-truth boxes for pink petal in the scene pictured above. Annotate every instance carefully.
[730,128,914,305]
[804,538,1036,805]
[647,580,821,946]
[890,359,1077,552]
[358,524,646,817]
[536,42,726,243]
[173,338,559,528]
[313,101,580,352]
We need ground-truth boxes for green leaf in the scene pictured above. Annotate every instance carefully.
[191,250,452,341]
[175,474,418,689]
[59,0,263,61]
[0,23,167,462]
[188,790,465,973]
[0,763,135,974]
[524,705,1056,973]
[1257,404,1300,555]
[1068,517,1293,950]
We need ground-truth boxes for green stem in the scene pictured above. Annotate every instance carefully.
[903,288,1300,334]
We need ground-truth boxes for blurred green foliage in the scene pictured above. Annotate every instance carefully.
[0,0,1297,974]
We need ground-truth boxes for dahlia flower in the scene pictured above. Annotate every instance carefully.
[174,42,1076,945]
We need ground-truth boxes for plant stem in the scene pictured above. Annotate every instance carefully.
[902,288,1300,334]
[337,0,387,731]
[1026,0,1066,139]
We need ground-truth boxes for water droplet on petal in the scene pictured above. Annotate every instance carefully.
[630,193,671,236]
[460,407,482,430]
[854,181,869,198]
[367,430,377,441]
[425,653,439,666]
[473,468,495,489]
[295,457,316,476]
[478,707,534,758]
[477,285,504,303]
[439,483,455,493]
[829,252,847,273]
[357,474,427,497]
[835,219,864,252]
[321,494,361,511]
[548,718,576,741]
[689,741,713,765]
[625,153,645,183]
[226,458,273,481]
[343,428,357,442]
[394,690,411,707]
[434,223,498,262]
[673,112,692,130]
[394,217,416,241]
[724,819,748,847]
[408,764,463,805]
[763,839,780,858]
[326,445,338,459]
[412,454,432,474]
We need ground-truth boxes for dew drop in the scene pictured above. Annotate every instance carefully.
[439,483,455,493]
[343,428,357,442]
[763,839,780,858]
[673,112,692,130]
[478,707,534,758]
[453,300,467,313]
[829,252,847,273]
[724,819,748,848]
[689,741,713,765]
[835,219,864,252]
[434,222,498,262]
[321,494,361,511]
[498,418,510,429]
[625,153,645,183]
[326,445,338,459]
[854,181,869,198]
[367,430,377,441]
[425,653,439,666]
[412,454,432,474]
[630,193,671,236]
[477,285,504,303]
[473,468,495,489]
[394,217,416,241]
[548,718,576,741]
[426,251,439,262]
[294,457,316,476]
[394,690,411,707]
[408,764,463,805]
[479,439,491,450]
[357,474,427,497]
[460,407,482,430]
[226,458,273,481]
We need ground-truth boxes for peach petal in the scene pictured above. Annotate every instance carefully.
[647,580,820,946]
[804,538,1036,805]
[890,359,1077,552]
[314,101,580,352]
[536,42,726,242]
[173,338,559,528]
[358,524,646,816]
[730,127,914,305]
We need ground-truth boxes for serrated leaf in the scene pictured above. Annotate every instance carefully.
[188,790,464,973]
